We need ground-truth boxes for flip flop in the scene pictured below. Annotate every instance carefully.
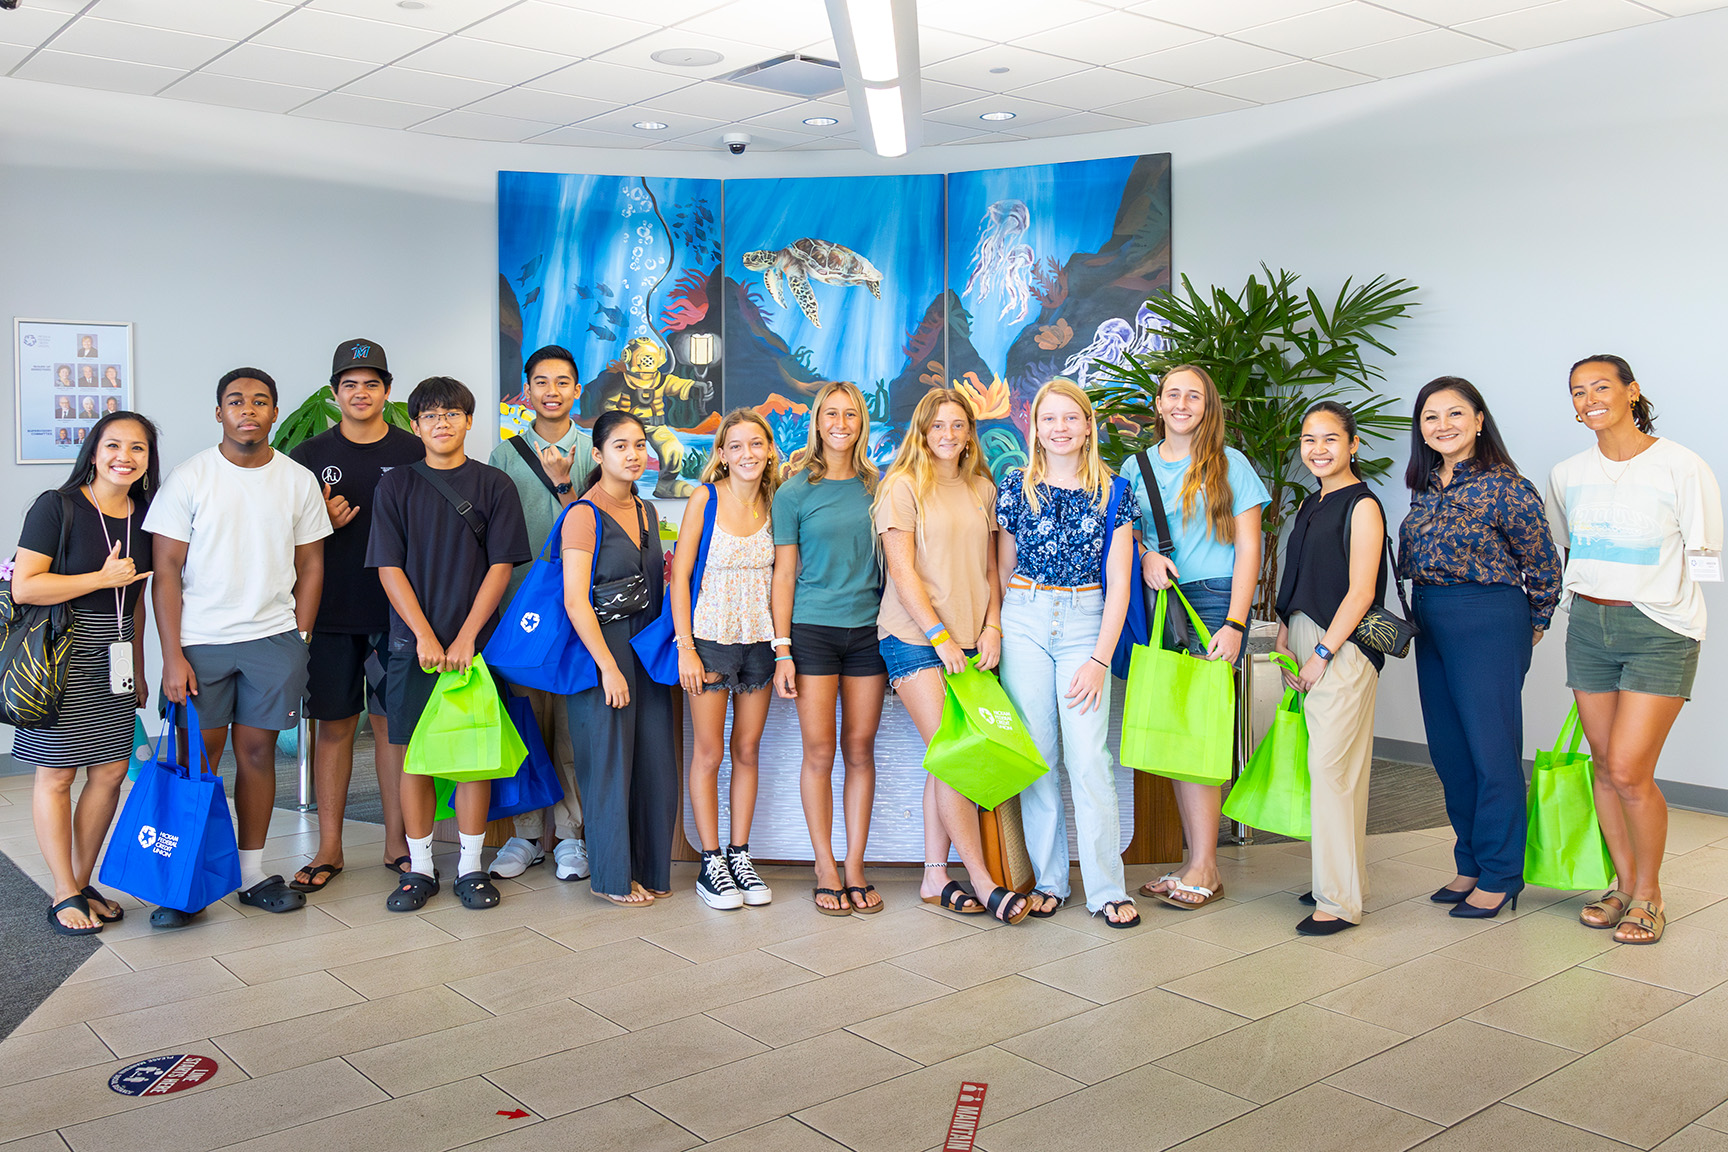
[48,894,102,936]
[986,886,1032,925]
[598,882,655,908]
[1153,880,1223,910]
[844,884,883,914]
[290,863,343,893]
[1097,899,1140,929]
[386,855,412,875]
[922,879,984,914]
[814,887,852,916]
[1027,890,1065,918]
[1138,872,1181,899]
[80,885,124,922]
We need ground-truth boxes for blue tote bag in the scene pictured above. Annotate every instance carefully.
[632,482,717,687]
[434,693,564,822]
[1100,475,1148,679]
[100,700,241,912]
[484,501,602,694]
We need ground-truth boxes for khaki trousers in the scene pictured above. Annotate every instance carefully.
[510,686,584,842]
[1288,613,1378,923]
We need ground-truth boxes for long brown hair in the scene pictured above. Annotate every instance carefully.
[1156,364,1235,543]
[787,381,879,492]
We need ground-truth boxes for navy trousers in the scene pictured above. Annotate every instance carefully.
[1410,583,1533,893]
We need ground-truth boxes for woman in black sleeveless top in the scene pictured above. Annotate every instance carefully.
[1274,402,1388,936]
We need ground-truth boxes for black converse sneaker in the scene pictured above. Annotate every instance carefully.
[726,844,773,906]
[696,849,744,910]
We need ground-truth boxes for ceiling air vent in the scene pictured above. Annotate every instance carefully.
[720,54,846,99]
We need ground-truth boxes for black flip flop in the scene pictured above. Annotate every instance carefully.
[290,863,343,893]
[48,894,102,936]
[814,887,852,916]
[986,886,1031,925]
[387,872,439,912]
[922,879,984,914]
[454,872,501,910]
[81,885,124,923]
[386,855,412,874]
[1099,899,1140,929]
[1027,890,1065,918]
[237,876,306,914]
[844,884,883,914]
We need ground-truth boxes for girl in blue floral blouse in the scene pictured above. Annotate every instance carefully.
[1400,377,1562,920]
[996,379,1141,927]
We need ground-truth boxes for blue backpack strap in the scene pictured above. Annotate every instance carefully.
[689,482,718,614]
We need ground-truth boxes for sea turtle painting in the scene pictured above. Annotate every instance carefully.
[741,238,884,328]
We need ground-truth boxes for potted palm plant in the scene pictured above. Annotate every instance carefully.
[1089,265,1418,617]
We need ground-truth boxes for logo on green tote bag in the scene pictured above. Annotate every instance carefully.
[976,707,1015,732]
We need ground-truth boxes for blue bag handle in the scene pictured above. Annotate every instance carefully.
[153,699,214,782]
[1099,475,1148,678]
[688,482,718,614]
[573,499,606,590]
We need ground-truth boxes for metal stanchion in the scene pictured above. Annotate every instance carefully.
[293,716,316,812]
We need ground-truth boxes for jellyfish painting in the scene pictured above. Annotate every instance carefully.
[962,199,1036,325]
[1126,301,1168,359]
[1063,317,1135,388]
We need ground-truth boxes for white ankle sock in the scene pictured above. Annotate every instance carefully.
[407,834,435,878]
[239,849,266,890]
[458,833,484,877]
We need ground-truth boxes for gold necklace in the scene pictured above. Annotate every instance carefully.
[733,486,761,519]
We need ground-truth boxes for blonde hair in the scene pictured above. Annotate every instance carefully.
[1022,377,1110,515]
[873,388,991,522]
[700,407,782,504]
[1156,364,1236,543]
[788,381,879,492]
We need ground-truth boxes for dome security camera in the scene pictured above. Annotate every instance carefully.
[723,132,751,155]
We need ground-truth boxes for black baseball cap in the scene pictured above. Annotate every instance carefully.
[330,338,392,387]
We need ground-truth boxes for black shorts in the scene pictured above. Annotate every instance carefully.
[790,623,888,678]
[384,646,439,747]
[692,638,775,694]
[306,631,389,721]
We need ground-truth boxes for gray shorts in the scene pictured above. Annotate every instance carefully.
[1565,601,1699,700]
[175,631,310,730]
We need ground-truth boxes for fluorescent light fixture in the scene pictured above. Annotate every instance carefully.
[846,0,898,83]
[824,0,921,157]
[863,86,906,157]
[803,116,840,126]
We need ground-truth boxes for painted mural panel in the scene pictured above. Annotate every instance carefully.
[721,174,945,466]
[942,153,1172,480]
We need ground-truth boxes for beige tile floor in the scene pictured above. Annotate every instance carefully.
[4,769,1728,1151]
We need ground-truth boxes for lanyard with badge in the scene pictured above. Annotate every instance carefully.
[1688,549,1722,583]
[89,488,136,696]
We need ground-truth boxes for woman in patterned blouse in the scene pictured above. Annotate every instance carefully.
[1399,377,1562,919]
[996,379,1141,927]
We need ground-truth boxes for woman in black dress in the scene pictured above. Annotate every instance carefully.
[12,411,159,934]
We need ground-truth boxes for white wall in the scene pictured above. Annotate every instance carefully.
[4,10,1726,790]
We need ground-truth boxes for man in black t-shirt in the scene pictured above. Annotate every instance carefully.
[289,339,425,890]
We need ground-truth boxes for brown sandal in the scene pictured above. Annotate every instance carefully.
[599,882,655,908]
[1613,899,1665,944]
[1580,889,1632,929]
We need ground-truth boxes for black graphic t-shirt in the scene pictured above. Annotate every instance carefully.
[291,424,425,634]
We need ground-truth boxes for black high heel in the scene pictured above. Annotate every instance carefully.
[1450,887,1521,919]
[1430,885,1475,904]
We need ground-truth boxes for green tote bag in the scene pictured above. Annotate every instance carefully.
[922,658,1049,810]
[404,655,528,784]
[1120,586,1235,785]
[1222,654,1311,840]
[1524,704,1615,890]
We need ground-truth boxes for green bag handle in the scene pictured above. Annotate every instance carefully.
[1268,651,1305,713]
[1153,585,1213,651]
[1553,702,1586,757]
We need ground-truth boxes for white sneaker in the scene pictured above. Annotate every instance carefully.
[696,850,744,910]
[726,845,772,906]
[488,837,544,879]
[554,838,590,881]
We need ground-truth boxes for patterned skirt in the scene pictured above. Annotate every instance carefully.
[11,608,138,771]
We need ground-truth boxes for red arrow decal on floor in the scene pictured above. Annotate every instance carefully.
[496,1110,530,1119]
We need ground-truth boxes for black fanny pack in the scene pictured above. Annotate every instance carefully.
[591,498,654,625]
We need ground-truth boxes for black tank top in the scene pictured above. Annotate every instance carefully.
[1275,481,1388,669]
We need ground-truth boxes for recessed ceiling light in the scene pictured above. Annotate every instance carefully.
[651,48,724,67]
[633,120,669,130]
[979,111,1016,121]
[396,1,427,8]
[989,66,1009,74]
[802,116,839,126]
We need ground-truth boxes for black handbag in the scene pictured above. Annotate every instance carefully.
[590,497,653,625]
[0,493,77,728]
[1353,534,1418,659]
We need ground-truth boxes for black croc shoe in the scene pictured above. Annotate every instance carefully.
[454,872,501,910]
[387,872,440,912]
[238,876,306,914]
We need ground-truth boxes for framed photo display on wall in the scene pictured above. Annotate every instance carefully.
[13,318,135,464]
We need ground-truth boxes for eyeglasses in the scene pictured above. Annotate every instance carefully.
[417,411,467,427]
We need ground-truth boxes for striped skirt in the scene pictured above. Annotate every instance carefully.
[11,608,138,771]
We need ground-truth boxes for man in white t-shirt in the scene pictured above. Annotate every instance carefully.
[145,367,331,927]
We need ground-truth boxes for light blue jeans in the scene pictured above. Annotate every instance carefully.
[999,586,1128,911]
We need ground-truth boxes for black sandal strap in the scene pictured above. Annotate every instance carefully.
[987,887,1027,921]
[939,880,978,910]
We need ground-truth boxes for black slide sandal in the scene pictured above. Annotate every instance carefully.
[454,872,501,910]
[387,872,439,912]
[48,894,102,936]
[922,880,984,914]
[386,855,412,874]
[81,885,124,922]
[986,887,1032,925]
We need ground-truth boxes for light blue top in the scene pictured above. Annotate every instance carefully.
[1126,443,1269,583]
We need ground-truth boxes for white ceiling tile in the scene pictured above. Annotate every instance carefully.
[526,123,659,146]
[307,0,520,35]
[1100,85,1256,122]
[1233,2,1433,55]
[669,125,812,150]
[739,100,855,136]
[573,105,725,137]
[906,78,991,111]
[342,66,506,107]
[296,91,442,128]
[17,0,93,11]
[203,42,376,88]
[411,109,549,140]
[1011,11,1207,63]
[644,138,719,150]
[466,86,611,123]
[923,44,1090,91]
[1006,109,1141,138]
[0,44,30,72]
[0,6,78,48]
[798,26,993,66]
[1458,0,1664,48]
[1117,37,1298,84]
[780,137,855,151]
[251,9,442,64]
[84,0,287,41]
[639,80,800,120]
[918,120,991,144]
[1637,0,1728,12]
[13,49,183,95]
[464,3,655,55]
[539,0,728,21]
[1010,67,1177,109]
[1317,28,1508,77]
[1367,0,1551,21]
[525,60,692,103]
[676,0,835,51]
[43,17,230,70]
[399,36,573,84]
[920,0,1111,42]
[1126,0,1346,34]
[594,27,781,78]
[1203,59,1370,101]
[160,71,318,113]
[926,93,1080,129]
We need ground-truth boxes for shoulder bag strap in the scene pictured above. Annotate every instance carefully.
[689,483,718,614]
[507,433,560,500]
[1099,475,1124,585]
[52,492,76,575]
[410,461,487,546]
[576,499,603,590]
[1382,533,1412,617]
[1136,451,1188,648]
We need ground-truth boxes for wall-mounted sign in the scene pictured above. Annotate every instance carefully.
[14,318,135,465]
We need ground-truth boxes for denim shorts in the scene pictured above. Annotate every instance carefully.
[791,623,888,678]
[879,634,975,687]
[693,638,774,694]
[1566,601,1699,699]
[1173,577,1233,656]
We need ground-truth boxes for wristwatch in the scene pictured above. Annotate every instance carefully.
[555,482,572,495]
[1314,641,1334,662]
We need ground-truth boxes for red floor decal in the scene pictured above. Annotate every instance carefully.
[943,1082,989,1151]
[108,1054,219,1096]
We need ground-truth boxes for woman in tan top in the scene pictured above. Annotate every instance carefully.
[874,389,1028,924]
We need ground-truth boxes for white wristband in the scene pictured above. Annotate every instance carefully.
[772,636,793,649]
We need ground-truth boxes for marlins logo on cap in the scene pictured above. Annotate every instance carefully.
[330,338,391,386]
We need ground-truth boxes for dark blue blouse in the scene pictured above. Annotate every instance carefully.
[996,471,1138,588]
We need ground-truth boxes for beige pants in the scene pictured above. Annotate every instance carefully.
[510,686,584,842]
[1288,613,1378,923]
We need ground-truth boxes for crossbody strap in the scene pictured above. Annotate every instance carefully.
[507,433,560,500]
[51,492,75,575]
[410,461,487,546]
[1136,451,1176,558]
